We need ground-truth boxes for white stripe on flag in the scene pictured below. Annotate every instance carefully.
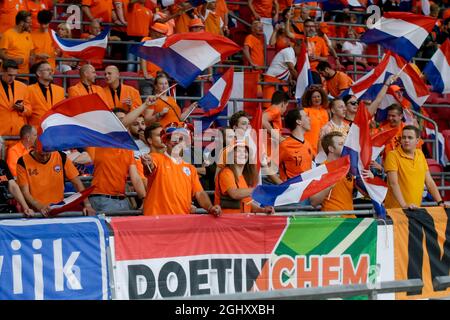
[209,77,227,100]
[170,40,221,71]
[431,48,450,93]
[301,163,328,181]
[51,31,107,52]
[372,17,430,49]
[273,180,313,207]
[328,218,373,256]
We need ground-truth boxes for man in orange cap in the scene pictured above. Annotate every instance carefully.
[188,18,205,32]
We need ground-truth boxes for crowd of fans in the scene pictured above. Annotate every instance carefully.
[0,0,449,217]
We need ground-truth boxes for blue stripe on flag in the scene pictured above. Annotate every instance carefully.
[198,93,220,112]
[55,27,109,48]
[423,61,445,93]
[252,184,291,207]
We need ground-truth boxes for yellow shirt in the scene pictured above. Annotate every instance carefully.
[384,147,428,208]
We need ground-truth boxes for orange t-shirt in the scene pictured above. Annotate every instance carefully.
[0,28,34,75]
[306,36,329,71]
[0,0,27,34]
[279,135,314,181]
[140,36,162,78]
[82,0,113,23]
[321,173,355,214]
[127,2,153,37]
[31,30,57,69]
[102,84,143,112]
[17,151,79,206]
[244,34,264,67]
[304,107,329,155]
[204,11,222,35]
[148,96,182,128]
[143,152,204,216]
[6,141,30,177]
[27,0,48,31]
[175,12,192,34]
[252,0,273,18]
[215,0,229,22]
[214,166,252,214]
[264,105,282,130]
[87,147,136,196]
[324,71,353,98]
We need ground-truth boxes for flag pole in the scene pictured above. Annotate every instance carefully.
[156,83,177,99]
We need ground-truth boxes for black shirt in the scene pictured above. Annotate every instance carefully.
[38,82,53,104]
[109,84,122,106]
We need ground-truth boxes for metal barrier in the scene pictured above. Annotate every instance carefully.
[175,279,424,300]
[433,276,450,291]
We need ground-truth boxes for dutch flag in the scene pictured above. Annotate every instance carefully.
[423,39,450,94]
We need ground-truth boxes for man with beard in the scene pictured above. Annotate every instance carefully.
[317,61,353,98]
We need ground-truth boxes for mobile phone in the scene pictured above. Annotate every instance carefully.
[15,100,23,104]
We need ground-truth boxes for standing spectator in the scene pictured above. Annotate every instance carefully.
[0,11,35,81]
[0,60,31,139]
[26,0,48,31]
[31,10,57,70]
[129,115,150,157]
[319,99,350,139]
[342,94,358,123]
[317,61,353,98]
[279,108,313,181]
[202,0,224,35]
[141,123,222,216]
[301,86,329,155]
[68,64,105,99]
[384,125,446,209]
[127,0,153,40]
[304,19,329,79]
[25,61,65,127]
[188,18,205,32]
[144,122,166,154]
[0,0,27,34]
[248,0,279,44]
[80,20,121,41]
[243,20,265,69]
[17,149,95,216]
[102,65,143,112]
[6,124,36,177]
[82,0,114,23]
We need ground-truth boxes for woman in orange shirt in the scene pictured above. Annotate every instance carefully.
[215,142,274,214]
[144,73,198,127]
[301,86,330,155]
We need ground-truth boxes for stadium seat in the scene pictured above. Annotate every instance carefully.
[94,71,107,87]
[65,69,80,87]
[52,70,64,87]
[427,158,443,174]
[120,72,139,89]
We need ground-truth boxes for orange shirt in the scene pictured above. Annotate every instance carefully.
[175,12,192,34]
[215,0,229,23]
[127,2,153,37]
[304,107,329,155]
[379,122,424,156]
[324,71,353,98]
[143,152,203,216]
[0,28,34,75]
[321,173,355,213]
[27,0,48,31]
[140,37,162,78]
[277,0,292,12]
[204,10,222,35]
[25,82,65,127]
[148,96,182,128]
[31,29,57,69]
[252,0,274,18]
[214,166,252,214]
[102,83,142,112]
[264,105,282,130]
[0,79,31,136]
[279,135,314,181]
[82,0,113,23]
[87,147,136,196]
[68,81,106,100]
[244,34,264,67]
[17,151,79,206]
[6,141,30,177]
[0,0,27,34]
[306,36,329,71]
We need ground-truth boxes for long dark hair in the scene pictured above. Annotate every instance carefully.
[226,145,257,188]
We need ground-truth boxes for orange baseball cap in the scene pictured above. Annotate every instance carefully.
[189,18,205,28]
[151,23,169,35]
[390,85,401,92]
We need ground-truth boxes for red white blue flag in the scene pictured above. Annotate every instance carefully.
[423,39,450,94]
[295,43,313,101]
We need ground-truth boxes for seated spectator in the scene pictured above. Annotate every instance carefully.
[243,20,265,69]
[55,22,77,72]
[301,86,329,155]
[102,65,143,112]
[17,148,95,216]
[68,64,106,99]
[31,10,57,70]
[26,61,65,127]
[341,27,369,70]
[6,124,36,177]
[214,142,274,214]
[0,0,27,34]
[141,123,222,216]
[317,61,353,98]
[279,108,313,181]
[310,131,373,216]
[0,156,33,215]
[0,11,35,82]
[304,19,329,80]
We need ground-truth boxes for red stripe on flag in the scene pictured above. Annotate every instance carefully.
[392,53,430,97]
[355,106,372,169]
[383,12,437,32]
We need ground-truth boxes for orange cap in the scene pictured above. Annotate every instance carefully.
[390,85,401,92]
[189,18,205,28]
[151,22,169,35]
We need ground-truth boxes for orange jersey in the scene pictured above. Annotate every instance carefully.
[25,82,65,127]
[68,81,106,99]
[127,2,153,37]
[251,0,274,18]
[87,147,136,196]
[0,28,34,75]
[215,0,229,22]
[140,37,162,78]
[175,12,193,34]
[27,0,48,31]
[143,152,203,216]
[323,71,353,98]
[264,105,282,130]
[17,151,79,206]
[6,141,30,177]
[82,0,113,23]
[304,107,329,155]
[204,11,222,35]
[306,36,329,71]
[31,30,57,69]
[279,135,314,181]
[102,84,142,112]
[0,79,31,136]
[321,173,355,213]
[244,34,265,67]
[148,97,182,128]
[0,0,27,34]
[214,166,252,214]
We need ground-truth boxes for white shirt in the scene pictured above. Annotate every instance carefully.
[342,41,366,56]
[266,47,297,81]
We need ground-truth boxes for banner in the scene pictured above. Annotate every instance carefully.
[388,207,450,300]
[0,217,110,300]
[109,215,377,299]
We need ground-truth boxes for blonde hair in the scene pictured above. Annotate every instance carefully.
[57,23,72,38]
